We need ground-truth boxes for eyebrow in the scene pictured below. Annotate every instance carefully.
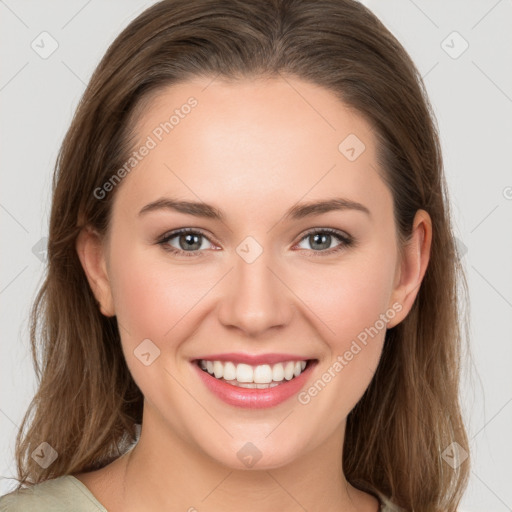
[138,197,371,221]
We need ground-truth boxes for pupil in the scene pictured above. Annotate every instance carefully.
[311,233,330,250]
[181,233,201,250]
[178,233,332,252]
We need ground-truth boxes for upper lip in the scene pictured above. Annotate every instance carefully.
[193,352,315,366]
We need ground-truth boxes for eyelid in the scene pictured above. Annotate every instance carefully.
[157,227,217,241]
[156,227,219,254]
[157,226,354,256]
[296,226,352,244]
[292,227,354,257]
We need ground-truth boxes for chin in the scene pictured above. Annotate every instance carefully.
[200,436,305,472]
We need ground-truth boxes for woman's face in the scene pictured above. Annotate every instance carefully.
[86,76,422,469]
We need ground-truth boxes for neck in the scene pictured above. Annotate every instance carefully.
[116,404,379,512]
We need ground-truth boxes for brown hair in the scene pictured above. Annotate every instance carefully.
[9,1,471,510]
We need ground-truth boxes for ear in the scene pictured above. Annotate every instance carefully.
[76,226,115,317]
[386,209,432,328]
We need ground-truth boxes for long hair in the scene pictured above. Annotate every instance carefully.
[9,1,471,510]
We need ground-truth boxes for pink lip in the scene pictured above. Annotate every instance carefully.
[191,359,318,409]
[192,352,311,366]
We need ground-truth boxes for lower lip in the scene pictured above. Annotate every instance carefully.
[192,361,317,409]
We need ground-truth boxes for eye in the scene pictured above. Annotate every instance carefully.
[294,228,354,256]
[157,228,216,257]
[157,227,354,258]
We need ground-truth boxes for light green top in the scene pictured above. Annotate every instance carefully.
[0,476,107,511]
[0,475,403,511]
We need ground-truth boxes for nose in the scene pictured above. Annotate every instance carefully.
[216,244,295,337]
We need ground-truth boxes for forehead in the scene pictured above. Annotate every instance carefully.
[114,76,390,222]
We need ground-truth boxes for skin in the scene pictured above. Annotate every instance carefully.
[75,76,432,512]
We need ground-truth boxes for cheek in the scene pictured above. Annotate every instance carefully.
[292,241,397,412]
[298,245,397,350]
[108,224,397,408]
[106,245,209,410]
[106,241,200,356]
[110,233,209,343]
[110,263,172,341]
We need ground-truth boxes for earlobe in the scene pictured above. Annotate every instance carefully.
[76,226,115,317]
[387,209,432,328]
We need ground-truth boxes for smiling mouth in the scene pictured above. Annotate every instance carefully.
[193,358,316,389]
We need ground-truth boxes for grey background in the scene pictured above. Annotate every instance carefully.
[1,1,511,510]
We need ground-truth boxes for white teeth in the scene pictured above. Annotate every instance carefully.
[272,363,284,382]
[213,361,223,379]
[236,363,253,383]
[284,361,295,380]
[198,359,309,384]
[253,364,273,384]
[223,361,237,380]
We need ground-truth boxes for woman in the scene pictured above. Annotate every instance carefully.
[0,0,470,510]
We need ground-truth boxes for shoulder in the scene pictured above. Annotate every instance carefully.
[0,475,107,512]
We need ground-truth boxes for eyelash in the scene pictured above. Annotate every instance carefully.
[156,227,354,258]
